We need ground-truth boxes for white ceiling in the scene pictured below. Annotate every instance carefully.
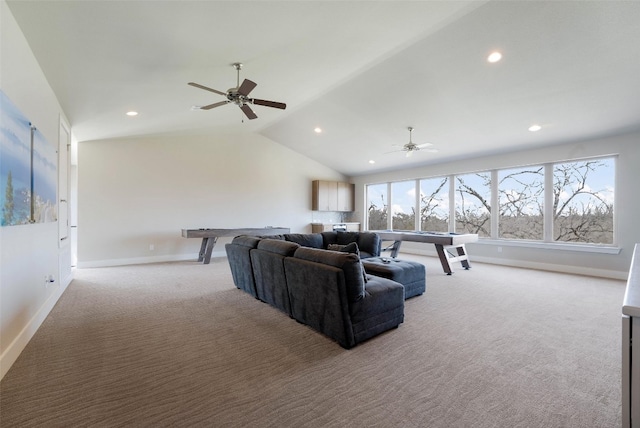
[7,1,640,176]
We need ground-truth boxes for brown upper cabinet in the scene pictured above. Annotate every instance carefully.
[312,180,354,211]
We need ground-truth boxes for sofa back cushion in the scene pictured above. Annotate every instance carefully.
[231,235,262,248]
[258,234,285,241]
[257,239,300,256]
[336,231,360,245]
[285,233,324,249]
[292,247,365,303]
[356,232,381,258]
[321,231,338,248]
[323,231,380,258]
[327,242,368,283]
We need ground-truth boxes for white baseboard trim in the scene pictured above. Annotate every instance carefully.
[78,248,627,280]
[398,248,627,280]
[76,251,227,268]
[0,271,73,380]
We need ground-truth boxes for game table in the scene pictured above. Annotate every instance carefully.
[181,227,289,264]
[372,230,479,275]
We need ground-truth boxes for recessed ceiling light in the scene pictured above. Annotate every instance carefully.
[369,160,375,164]
[487,51,502,63]
[314,127,322,134]
[528,124,542,132]
[126,111,138,116]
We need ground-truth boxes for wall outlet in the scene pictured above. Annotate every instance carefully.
[149,244,155,251]
[497,246,503,253]
[44,274,55,287]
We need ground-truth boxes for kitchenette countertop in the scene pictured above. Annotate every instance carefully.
[311,222,360,225]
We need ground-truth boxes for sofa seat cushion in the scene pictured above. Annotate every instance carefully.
[285,233,324,249]
[293,247,365,303]
[362,257,426,299]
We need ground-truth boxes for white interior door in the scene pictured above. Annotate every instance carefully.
[58,119,70,246]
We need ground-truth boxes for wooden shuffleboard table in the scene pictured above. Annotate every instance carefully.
[372,230,479,275]
[182,227,290,264]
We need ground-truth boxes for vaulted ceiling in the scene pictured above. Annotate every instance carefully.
[7,1,640,176]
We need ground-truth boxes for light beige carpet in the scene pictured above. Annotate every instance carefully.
[0,255,626,427]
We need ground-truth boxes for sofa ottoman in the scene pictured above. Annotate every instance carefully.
[362,257,426,299]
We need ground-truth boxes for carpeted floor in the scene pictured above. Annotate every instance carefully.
[0,254,626,427]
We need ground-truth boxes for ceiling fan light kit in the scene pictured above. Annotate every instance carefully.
[188,62,286,120]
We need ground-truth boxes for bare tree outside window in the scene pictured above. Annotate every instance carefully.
[455,172,491,237]
[553,159,614,244]
[367,183,387,230]
[498,166,544,240]
[419,177,449,232]
[391,181,415,230]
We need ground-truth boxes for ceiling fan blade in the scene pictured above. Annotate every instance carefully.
[240,104,258,120]
[200,100,229,110]
[251,98,287,110]
[188,82,227,97]
[384,149,403,154]
[237,79,257,96]
[416,142,434,148]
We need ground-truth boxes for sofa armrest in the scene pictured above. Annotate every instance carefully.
[349,276,405,344]
[284,257,356,349]
[351,277,404,322]
[225,239,260,297]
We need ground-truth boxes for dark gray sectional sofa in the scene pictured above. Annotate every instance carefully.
[225,231,419,348]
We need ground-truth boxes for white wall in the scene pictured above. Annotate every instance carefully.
[77,132,345,267]
[0,1,72,379]
[351,131,640,279]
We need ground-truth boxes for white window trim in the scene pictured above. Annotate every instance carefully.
[476,238,621,255]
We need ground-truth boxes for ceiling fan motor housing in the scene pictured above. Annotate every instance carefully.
[227,91,245,106]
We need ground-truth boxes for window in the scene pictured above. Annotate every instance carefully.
[454,172,491,237]
[419,177,449,232]
[367,183,387,230]
[391,181,416,230]
[498,166,544,240]
[366,155,615,247]
[552,159,614,244]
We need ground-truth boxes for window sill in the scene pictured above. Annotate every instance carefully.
[475,239,621,255]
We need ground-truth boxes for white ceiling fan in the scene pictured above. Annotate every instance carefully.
[388,127,438,157]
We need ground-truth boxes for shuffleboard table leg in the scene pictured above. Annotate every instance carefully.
[435,244,454,275]
[203,237,217,264]
[198,238,208,262]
